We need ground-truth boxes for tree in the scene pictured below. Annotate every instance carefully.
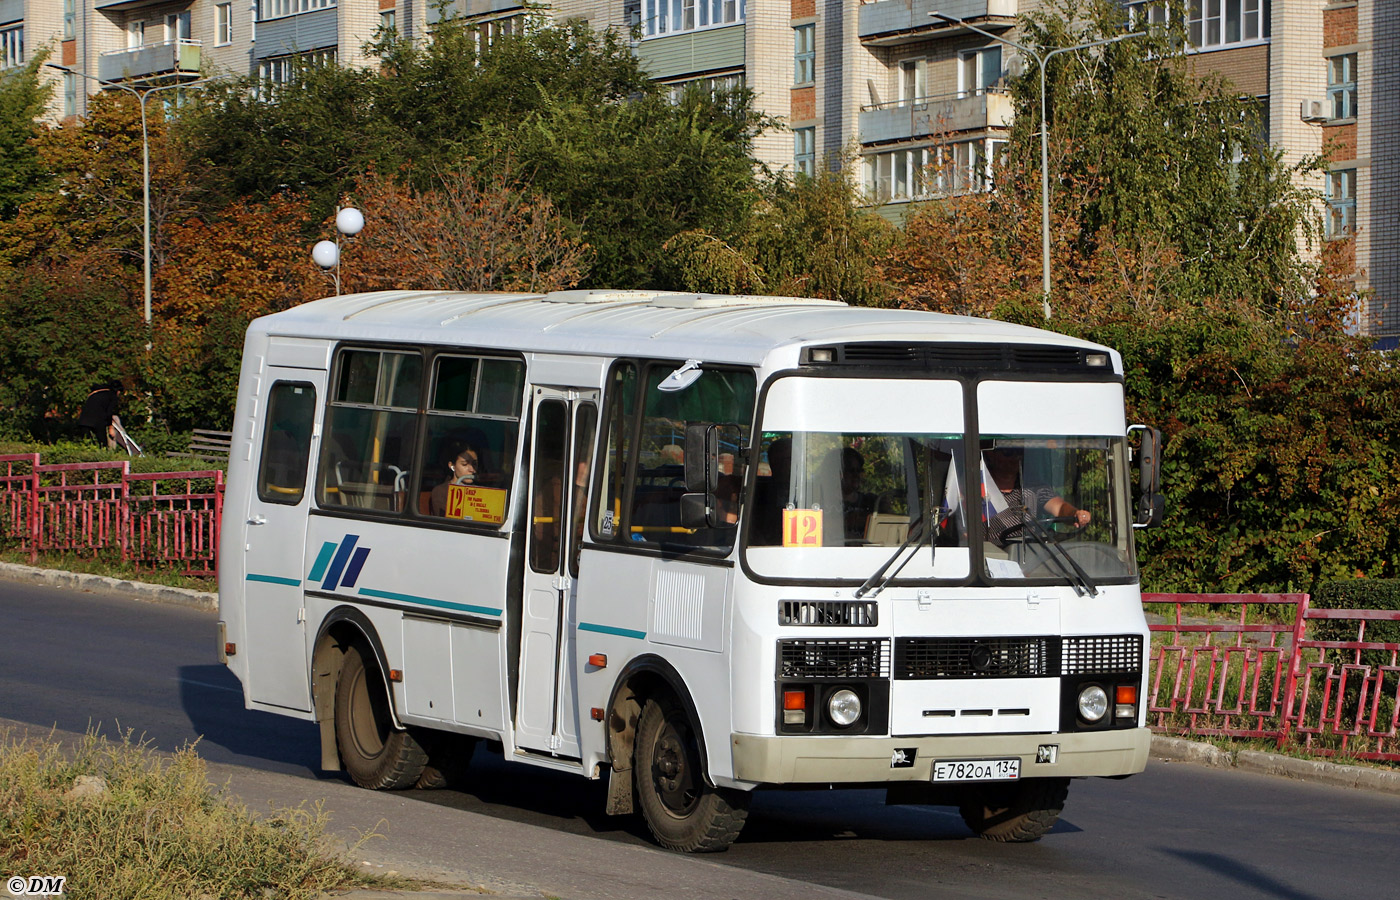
[346,168,589,294]
[0,53,53,219]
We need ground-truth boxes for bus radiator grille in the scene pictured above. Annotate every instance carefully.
[778,639,890,679]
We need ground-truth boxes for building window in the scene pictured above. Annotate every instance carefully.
[898,58,927,105]
[794,24,814,86]
[167,12,192,42]
[1328,53,1356,121]
[1123,1,1169,29]
[959,47,1002,97]
[1326,169,1355,239]
[259,0,337,20]
[64,72,77,118]
[642,0,745,38]
[0,25,20,69]
[663,71,744,106]
[216,3,233,45]
[380,9,397,34]
[1187,0,1269,51]
[64,0,77,40]
[473,15,522,54]
[128,20,145,49]
[864,139,1004,203]
[258,48,336,93]
[794,127,816,177]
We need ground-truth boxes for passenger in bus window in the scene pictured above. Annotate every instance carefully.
[840,447,877,540]
[982,444,1090,547]
[429,443,480,517]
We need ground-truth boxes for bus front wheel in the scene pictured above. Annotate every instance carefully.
[334,643,428,790]
[958,777,1069,842]
[635,695,749,852]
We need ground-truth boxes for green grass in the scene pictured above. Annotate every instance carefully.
[0,728,407,900]
[0,549,216,593]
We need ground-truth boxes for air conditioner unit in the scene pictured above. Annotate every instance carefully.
[1300,99,1329,123]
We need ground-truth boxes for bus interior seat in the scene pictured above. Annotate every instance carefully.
[865,512,909,546]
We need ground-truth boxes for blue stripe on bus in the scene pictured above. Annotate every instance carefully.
[358,587,502,618]
[246,573,302,587]
[341,546,370,588]
[579,622,647,640]
[307,541,337,583]
[321,535,359,591]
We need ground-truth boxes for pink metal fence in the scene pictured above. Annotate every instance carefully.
[1291,607,1400,762]
[1145,593,1400,762]
[0,453,224,577]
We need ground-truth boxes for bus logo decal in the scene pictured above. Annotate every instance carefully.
[310,536,371,591]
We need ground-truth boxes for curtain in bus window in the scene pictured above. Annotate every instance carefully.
[318,349,420,513]
[418,354,524,525]
[629,365,755,551]
[257,381,316,504]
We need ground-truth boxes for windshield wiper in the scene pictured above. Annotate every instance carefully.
[854,513,936,599]
[1019,514,1098,597]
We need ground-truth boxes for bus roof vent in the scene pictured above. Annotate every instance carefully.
[808,342,1092,372]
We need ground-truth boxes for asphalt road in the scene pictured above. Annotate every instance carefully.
[2,576,1398,900]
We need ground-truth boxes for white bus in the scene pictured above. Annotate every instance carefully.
[218,289,1164,851]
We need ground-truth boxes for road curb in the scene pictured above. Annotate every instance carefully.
[1150,734,1400,796]
[0,561,216,612]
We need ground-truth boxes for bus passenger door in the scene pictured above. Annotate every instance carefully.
[517,388,598,756]
[243,368,325,712]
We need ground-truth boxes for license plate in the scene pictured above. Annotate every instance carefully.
[932,758,1020,782]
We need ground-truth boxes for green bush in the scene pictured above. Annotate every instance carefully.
[1310,579,1400,646]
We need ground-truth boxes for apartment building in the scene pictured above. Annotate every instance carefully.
[10,0,1394,337]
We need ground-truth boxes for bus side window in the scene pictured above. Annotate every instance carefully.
[592,362,637,541]
[317,349,421,513]
[257,381,316,505]
[416,353,524,525]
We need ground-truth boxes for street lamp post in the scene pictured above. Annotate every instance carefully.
[929,13,1142,320]
[47,65,227,346]
[312,207,366,296]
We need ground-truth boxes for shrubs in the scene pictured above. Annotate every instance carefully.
[0,729,382,900]
[1310,579,1400,646]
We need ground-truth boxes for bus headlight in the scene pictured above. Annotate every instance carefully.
[828,689,862,727]
[1078,685,1109,723]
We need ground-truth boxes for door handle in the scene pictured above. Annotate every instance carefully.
[247,515,267,526]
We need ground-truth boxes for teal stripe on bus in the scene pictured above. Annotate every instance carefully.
[246,573,302,587]
[357,587,502,618]
[579,622,647,640]
[307,541,337,583]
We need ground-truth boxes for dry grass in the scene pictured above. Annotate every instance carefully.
[0,728,394,900]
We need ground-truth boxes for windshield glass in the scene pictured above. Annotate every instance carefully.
[979,436,1135,582]
[745,377,969,581]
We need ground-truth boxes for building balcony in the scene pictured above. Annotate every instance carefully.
[859,88,1013,145]
[98,40,202,83]
[859,0,1018,47]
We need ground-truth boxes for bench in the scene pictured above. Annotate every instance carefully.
[168,429,233,463]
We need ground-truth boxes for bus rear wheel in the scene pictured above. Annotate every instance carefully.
[635,695,749,853]
[958,777,1069,842]
[334,643,428,790]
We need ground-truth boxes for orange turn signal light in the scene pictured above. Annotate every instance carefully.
[588,653,608,668]
[388,669,403,683]
[783,689,807,711]
[1116,685,1138,704]
[223,642,237,657]
[591,707,605,721]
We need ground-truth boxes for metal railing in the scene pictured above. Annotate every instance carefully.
[1146,593,1400,762]
[0,453,223,577]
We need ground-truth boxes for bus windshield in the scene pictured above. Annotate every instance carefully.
[979,436,1136,584]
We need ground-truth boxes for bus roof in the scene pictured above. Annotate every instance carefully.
[251,290,1115,368]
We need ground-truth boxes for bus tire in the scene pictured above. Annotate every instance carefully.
[334,642,428,790]
[958,777,1069,843]
[635,694,749,852]
[414,731,477,790]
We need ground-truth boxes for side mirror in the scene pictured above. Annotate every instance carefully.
[1129,425,1165,529]
[684,423,718,493]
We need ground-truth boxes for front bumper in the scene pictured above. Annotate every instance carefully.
[729,726,1150,786]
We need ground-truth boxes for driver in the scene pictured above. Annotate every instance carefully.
[983,445,1090,548]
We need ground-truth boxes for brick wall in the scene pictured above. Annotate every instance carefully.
[1326,122,1358,160]
[1323,4,1358,47]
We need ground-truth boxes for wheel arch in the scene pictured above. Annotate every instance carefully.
[604,654,713,790]
[311,605,401,772]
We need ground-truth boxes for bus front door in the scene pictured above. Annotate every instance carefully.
[243,368,326,712]
[517,387,598,757]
